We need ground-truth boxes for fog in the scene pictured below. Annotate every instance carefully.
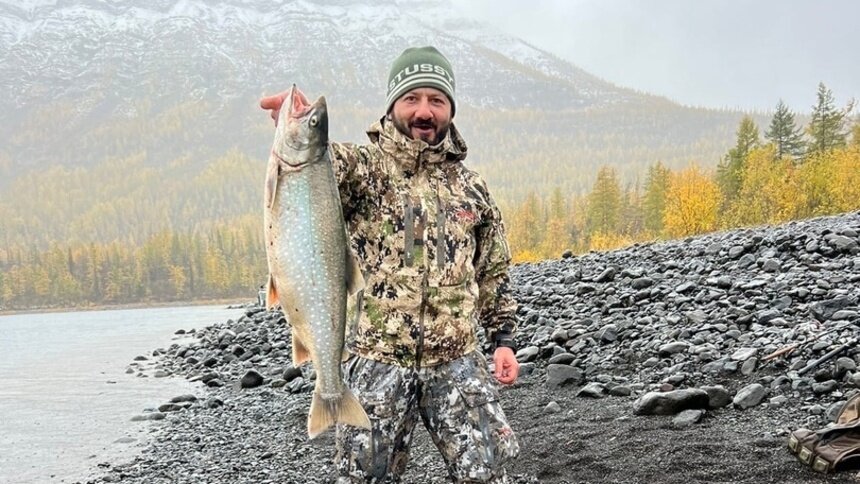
[459,0,859,112]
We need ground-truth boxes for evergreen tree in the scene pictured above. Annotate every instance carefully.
[716,116,760,204]
[807,82,852,155]
[586,166,622,235]
[642,161,671,233]
[765,100,805,160]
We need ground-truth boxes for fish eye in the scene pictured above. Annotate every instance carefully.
[309,116,318,127]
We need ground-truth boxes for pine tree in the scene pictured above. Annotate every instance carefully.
[765,100,804,160]
[642,161,671,234]
[807,82,852,155]
[586,166,622,235]
[716,116,760,204]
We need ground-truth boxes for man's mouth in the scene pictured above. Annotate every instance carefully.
[410,120,436,134]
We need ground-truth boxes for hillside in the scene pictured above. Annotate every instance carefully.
[0,0,748,249]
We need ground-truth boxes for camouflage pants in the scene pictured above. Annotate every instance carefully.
[335,351,519,483]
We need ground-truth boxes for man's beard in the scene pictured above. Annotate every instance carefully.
[391,115,450,145]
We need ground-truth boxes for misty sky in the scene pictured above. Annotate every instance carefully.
[458,0,859,113]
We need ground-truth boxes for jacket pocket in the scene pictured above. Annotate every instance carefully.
[450,352,500,407]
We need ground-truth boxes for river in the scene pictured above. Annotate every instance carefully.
[0,304,243,484]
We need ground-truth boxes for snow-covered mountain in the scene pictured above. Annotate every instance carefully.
[0,0,741,193]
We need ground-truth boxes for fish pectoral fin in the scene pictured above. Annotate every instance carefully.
[345,248,365,296]
[307,388,371,439]
[264,159,279,209]
[266,274,280,310]
[291,333,311,366]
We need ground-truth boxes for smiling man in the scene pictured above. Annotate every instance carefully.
[261,46,520,483]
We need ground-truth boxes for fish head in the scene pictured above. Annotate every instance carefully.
[272,85,329,168]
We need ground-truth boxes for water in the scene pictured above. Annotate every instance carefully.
[0,305,243,484]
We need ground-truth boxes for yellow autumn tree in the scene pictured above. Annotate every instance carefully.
[727,145,803,226]
[663,164,722,238]
[824,146,860,213]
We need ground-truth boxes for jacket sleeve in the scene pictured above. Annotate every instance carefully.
[329,142,370,218]
[473,179,518,351]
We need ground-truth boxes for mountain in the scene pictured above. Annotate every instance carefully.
[0,0,748,246]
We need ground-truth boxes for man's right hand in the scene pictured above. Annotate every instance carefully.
[260,90,289,126]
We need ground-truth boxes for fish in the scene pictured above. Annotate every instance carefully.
[263,85,371,439]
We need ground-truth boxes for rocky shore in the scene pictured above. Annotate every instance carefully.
[83,213,860,483]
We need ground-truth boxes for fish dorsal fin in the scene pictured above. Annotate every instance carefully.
[266,274,279,310]
[292,332,311,366]
[345,248,365,296]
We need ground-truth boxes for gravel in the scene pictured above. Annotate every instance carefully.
[80,212,860,483]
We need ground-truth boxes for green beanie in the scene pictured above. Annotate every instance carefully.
[386,46,456,115]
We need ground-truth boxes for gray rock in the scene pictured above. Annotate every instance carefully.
[833,310,860,321]
[608,385,632,397]
[631,277,653,289]
[158,403,190,412]
[543,401,562,414]
[685,310,709,325]
[130,412,165,422]
[731,347,757,361]
[206,397,224,409]
[673,409,705,428]
[733,383,766,409]
[515,346,540,363]
[576,382,606,398]
[546,364,585,389]
[811,296,858,322]
[206,378,224,388]
[761,259,781,273]
[287,377,307,393]
[596,324,618,343]
[701,385,732,409]
[283,365,303,382]
[170,394,198,403]
[737,253,756,268]
[756,309,781,324]
[812,380,838,395]
[633,389,710,416]
[659,342,689,357]
[741,357,758,376]
[594,267,616,283]
[547,353,576,365]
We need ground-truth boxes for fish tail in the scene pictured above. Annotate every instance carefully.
[307,388,371,439]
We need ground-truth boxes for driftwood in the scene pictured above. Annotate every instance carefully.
[797,338,860,376]
[763,328,830,362]
[762,344,798,362]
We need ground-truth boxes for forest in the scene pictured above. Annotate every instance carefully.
[0,83,857,309]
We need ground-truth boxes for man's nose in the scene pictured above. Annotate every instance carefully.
[414,99,433,119]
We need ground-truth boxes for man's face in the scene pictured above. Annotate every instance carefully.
[390,87,452,145]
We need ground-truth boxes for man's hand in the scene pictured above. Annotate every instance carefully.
[493,346,519,385]
[260,90,289,126]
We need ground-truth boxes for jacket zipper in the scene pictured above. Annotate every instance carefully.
[416,269,428,368]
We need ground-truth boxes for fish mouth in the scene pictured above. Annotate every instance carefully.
[271,148,310,169]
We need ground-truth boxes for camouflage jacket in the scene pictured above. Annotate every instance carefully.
[329,118,517,367]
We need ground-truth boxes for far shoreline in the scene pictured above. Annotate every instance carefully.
[0,298,252,317]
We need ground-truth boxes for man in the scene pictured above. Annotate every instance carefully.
[260,46,520,483]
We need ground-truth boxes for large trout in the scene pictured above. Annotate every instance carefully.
[263,85,370,438]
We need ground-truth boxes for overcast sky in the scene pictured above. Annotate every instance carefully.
[458,0,859,113]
